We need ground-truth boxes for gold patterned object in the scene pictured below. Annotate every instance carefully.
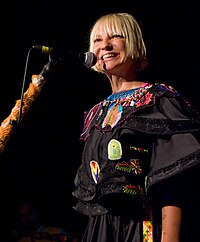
[143,206,153,242]
[0,74,45,154]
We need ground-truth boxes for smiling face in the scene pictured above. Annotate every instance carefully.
[92,30,129,75]
[89,13,148,74]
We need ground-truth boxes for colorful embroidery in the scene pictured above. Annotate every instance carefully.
[116,159,142,174]
[82,104,100,135]
[102,85,153,128]
[158,83,177,93]
[128,146,149,154]
[122,184,144,197]
[90,160,100,183]
[102,103,123,128]
[143,207,153,242]
[136,92,153,108]
[108,139,122,160]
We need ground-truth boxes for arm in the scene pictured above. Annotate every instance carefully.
[148,172,183,242]
[161,205,181,242]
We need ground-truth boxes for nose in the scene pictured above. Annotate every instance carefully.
[101,39,113,51]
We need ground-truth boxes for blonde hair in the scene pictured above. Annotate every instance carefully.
[89,12,148,72]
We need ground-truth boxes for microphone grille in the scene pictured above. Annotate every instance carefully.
[84,52,97,68]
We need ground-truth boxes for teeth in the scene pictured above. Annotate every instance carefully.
[103,54,116,60]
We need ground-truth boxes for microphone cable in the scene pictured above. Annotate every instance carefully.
[17,47,53,123]
[17,46,33,123]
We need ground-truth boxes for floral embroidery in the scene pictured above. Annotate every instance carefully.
[116,159,142,174]
[136,92,153,108]
[122,184,144,197]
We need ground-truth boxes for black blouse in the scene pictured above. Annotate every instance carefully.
[72,83,200,217]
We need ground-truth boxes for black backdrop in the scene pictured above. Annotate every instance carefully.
[1,0,199,240]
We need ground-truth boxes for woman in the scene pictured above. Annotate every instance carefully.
[72,12,200,241]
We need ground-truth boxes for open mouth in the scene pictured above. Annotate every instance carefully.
[102,53,118,60]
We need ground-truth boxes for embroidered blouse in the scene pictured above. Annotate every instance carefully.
[72,82,200,218]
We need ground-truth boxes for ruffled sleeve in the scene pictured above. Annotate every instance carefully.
[123,84,200,191]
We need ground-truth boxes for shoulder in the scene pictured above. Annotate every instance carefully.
[83,102,102,121]
[149,83,179,97]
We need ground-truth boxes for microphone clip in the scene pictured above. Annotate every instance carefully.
[39,58,58,79]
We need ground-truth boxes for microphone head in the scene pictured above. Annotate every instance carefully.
[32,45,52,54]
[84,52,97,68]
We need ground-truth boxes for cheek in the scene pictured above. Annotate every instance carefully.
[93,49,99,57]
[93,44,101,54]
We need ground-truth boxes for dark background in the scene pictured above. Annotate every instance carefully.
[1,0,199,240]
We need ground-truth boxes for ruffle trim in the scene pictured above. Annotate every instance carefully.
[146,149,200,190]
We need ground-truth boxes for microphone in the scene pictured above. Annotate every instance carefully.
[32,45,97,68]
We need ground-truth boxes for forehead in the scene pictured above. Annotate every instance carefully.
[91,17,124,38]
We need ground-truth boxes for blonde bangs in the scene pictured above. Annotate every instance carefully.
[89,14,127,52]
[89,13,148,71]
